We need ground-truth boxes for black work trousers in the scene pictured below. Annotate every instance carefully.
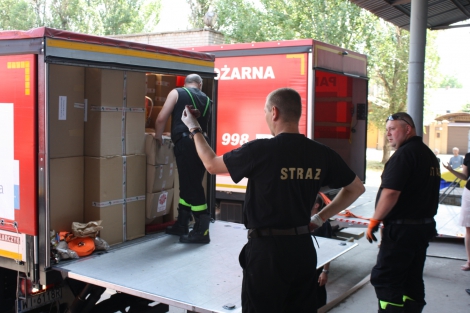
[371,222,436,305]
[239,234,317,313]
[173,136,207,209]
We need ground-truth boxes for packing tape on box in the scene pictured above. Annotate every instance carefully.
[91,195,146,208]
[89,105,145,155]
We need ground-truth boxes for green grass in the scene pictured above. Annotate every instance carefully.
[366,160,384,172]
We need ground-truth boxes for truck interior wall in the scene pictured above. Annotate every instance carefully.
[313,71,366,181]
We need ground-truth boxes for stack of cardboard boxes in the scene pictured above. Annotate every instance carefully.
[144,73,180,226]
[83,69,147,245]
[49,65,148,246]
[49,68,181,246]
[144,134,176,225]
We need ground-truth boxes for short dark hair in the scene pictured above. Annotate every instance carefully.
[185,74,202,85]
[386,112,415,128]
[267,88,302,122]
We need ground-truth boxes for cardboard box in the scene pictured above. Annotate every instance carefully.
[145,216,163,226]
[84,68,145,157]
[49,64,85,158]
[84,154,146,245]
[85,68,145,108]
[146,189,174,219]
[145,133,174,165]
[84,108,145,157]
[126,200,145,241]
[50,157,84,232]
[146,74,156,101]
[85,68,124,107]
[146,106,171,131]
[146,162,175,193]
[126,71,146,108]
[148,74,177,106]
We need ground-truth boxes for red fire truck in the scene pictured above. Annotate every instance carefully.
[0,28,362,313]
[187,40,368,221]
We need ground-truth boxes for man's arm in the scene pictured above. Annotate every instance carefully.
[192,131,228,174]
[317,176,365,221]
[372,188,400,220]
[154,89,178,143]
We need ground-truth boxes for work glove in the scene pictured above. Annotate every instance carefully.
[366,218,381,243]
[309,214,324,231]
[181,105,201,130]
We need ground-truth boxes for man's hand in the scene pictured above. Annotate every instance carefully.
[318,271,328,286]
[366,218,381,243]
[309,214,324,231]
[182,105,201,130]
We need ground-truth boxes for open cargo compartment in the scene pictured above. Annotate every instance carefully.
[0,27,217,312]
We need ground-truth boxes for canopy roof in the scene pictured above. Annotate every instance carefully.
[349,0,470,30]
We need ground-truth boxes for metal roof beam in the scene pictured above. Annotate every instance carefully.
[449,0,470,17]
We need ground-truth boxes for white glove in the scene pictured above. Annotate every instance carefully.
[310,214,324,228]
[181,105,201,130]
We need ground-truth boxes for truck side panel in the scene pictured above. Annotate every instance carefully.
[214,53,309,156]
[0,55,37,237]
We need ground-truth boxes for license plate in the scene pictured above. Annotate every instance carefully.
[19,288,62,312]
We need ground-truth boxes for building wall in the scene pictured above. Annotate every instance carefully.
[447,126,469,153]
[426,121,449,154]
[110,29,225,49]
[367,123,385,149]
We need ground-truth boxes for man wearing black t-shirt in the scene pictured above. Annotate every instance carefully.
[155,74,212,243]
[366,112,440,313]
[181,87,364,312]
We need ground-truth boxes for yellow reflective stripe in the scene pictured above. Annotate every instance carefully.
[179,198,191,206]
[179,198,206,211]
[0,249,22,261]
[380,300,403,310]
[191,203,207,211]
[403,295,415,302]
[46,38,214,68]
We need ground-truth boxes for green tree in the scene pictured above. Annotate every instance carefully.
[0,0,162,36]
[214,0,378,51]
[0,0,37,30]
[439,75,463,88]
[187,0,214,29]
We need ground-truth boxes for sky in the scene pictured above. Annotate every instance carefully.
[435,26,470,89]
[154,0,191,32]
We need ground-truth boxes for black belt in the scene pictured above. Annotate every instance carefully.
[247,226,310,239]
[386,218,434,225]
[172,132,190,145]
[173,131,208,145]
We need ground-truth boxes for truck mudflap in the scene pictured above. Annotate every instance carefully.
[53,221,356,313]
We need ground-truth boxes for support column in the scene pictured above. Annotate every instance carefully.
[407,0,428,136]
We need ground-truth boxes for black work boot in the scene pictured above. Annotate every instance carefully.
[180,214,211,244]
[165,208,192,236]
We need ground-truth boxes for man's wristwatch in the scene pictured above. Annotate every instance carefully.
[189,127,203,139]
[322,269,329,274]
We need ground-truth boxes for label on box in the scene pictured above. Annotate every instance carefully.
[59,96,67,120]
[157,191,168,213]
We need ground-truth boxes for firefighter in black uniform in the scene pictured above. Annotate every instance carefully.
[366,112,440,313]
[154,74,212,243]
[180,87,365,312]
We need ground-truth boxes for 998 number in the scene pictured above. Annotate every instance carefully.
[221,133,249,146]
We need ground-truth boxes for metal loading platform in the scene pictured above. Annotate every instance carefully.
[53,221,357,313]
[332,186,466,238]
